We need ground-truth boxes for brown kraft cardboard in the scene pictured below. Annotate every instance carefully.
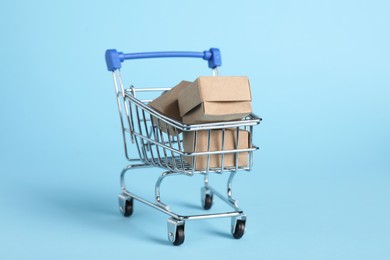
[148,80,191,134]
[183,129,249,170]
[178,76,252,124]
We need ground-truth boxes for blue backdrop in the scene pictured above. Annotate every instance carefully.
[0,0,389,259]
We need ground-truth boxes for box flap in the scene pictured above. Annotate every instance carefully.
[178,76,251,117]
[182,101,252,124]
[178,79,203,117]
[149,80,191,121]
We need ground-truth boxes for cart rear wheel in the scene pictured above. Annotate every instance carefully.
[172,225,185,246]
[120,198,133,217]
[232,220,245,239]
[203,194,213,210]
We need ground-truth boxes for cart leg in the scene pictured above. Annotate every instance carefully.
[227,171,240,208]
[167,218,185,246]
[155,171,179,211]
[118,163,153,216]
[201,174,213,210]
[120,163,152,192]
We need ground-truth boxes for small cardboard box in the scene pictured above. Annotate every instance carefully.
[178,76,252,124]
[183,129,249,170]
[148,80,191,134]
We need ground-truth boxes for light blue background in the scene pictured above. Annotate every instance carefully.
[1,0,389,259]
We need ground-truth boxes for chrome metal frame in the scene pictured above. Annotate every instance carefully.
[111,67,261,244]
[119,164,244,221]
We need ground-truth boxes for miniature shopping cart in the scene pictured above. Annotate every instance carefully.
[105,48,261,245]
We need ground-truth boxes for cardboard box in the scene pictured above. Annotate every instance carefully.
[183,129,249,170]
[148,80,191,134]
[178,76,252,124]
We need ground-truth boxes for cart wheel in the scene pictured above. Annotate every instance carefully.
[232,220,245,239]
[172,225,185,246]
[120,198,133,217]
[203,194,213,210]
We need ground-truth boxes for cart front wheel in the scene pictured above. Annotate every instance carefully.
[203,194,213,210]
[120,198,133,217]
[232,220,245,239]
[172,225,185,246]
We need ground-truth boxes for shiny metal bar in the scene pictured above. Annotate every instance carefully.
[120,163,154,191]
[123,187,244,221]
[174,127,185,171]
[220,128,225,173]
[206,130,211,173]
[112,72,129,157]
[207,185,241,211]
[249,125,254,169]
[155,171,178,210]
[130,87,172,92]
[227,171,239,207]
[141,109,154,156]
[157,118,172,171]
[125,94,261,131]
[192,131,198,175]
[165,124,178,171]
[132,132,257,156]
[211,67,220,76]
[134,104,149,161]
[120,164,244,221]
[235,127,240,172]
[151,115,165,168]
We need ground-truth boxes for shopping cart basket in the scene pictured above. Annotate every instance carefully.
[105,48,262,245]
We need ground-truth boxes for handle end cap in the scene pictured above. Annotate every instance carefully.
[105,49,122,71]
[208,48,222,69]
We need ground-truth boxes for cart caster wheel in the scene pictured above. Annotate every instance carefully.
[202,194,213,210]
[120,198,133,217]
[168,218,185,246]
[232,219,245,239]
[172,225,185,246]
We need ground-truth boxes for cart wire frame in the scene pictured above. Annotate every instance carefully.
[106,48,262,245]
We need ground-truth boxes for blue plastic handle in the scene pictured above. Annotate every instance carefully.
[105,48,222,71]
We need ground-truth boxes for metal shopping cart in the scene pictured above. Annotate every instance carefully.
[105,48,262,245]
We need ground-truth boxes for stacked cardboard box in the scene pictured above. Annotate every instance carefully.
[149,76,252,170]
[178,76,252,124]
[183,129,250,170]
[148,80,191,135]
